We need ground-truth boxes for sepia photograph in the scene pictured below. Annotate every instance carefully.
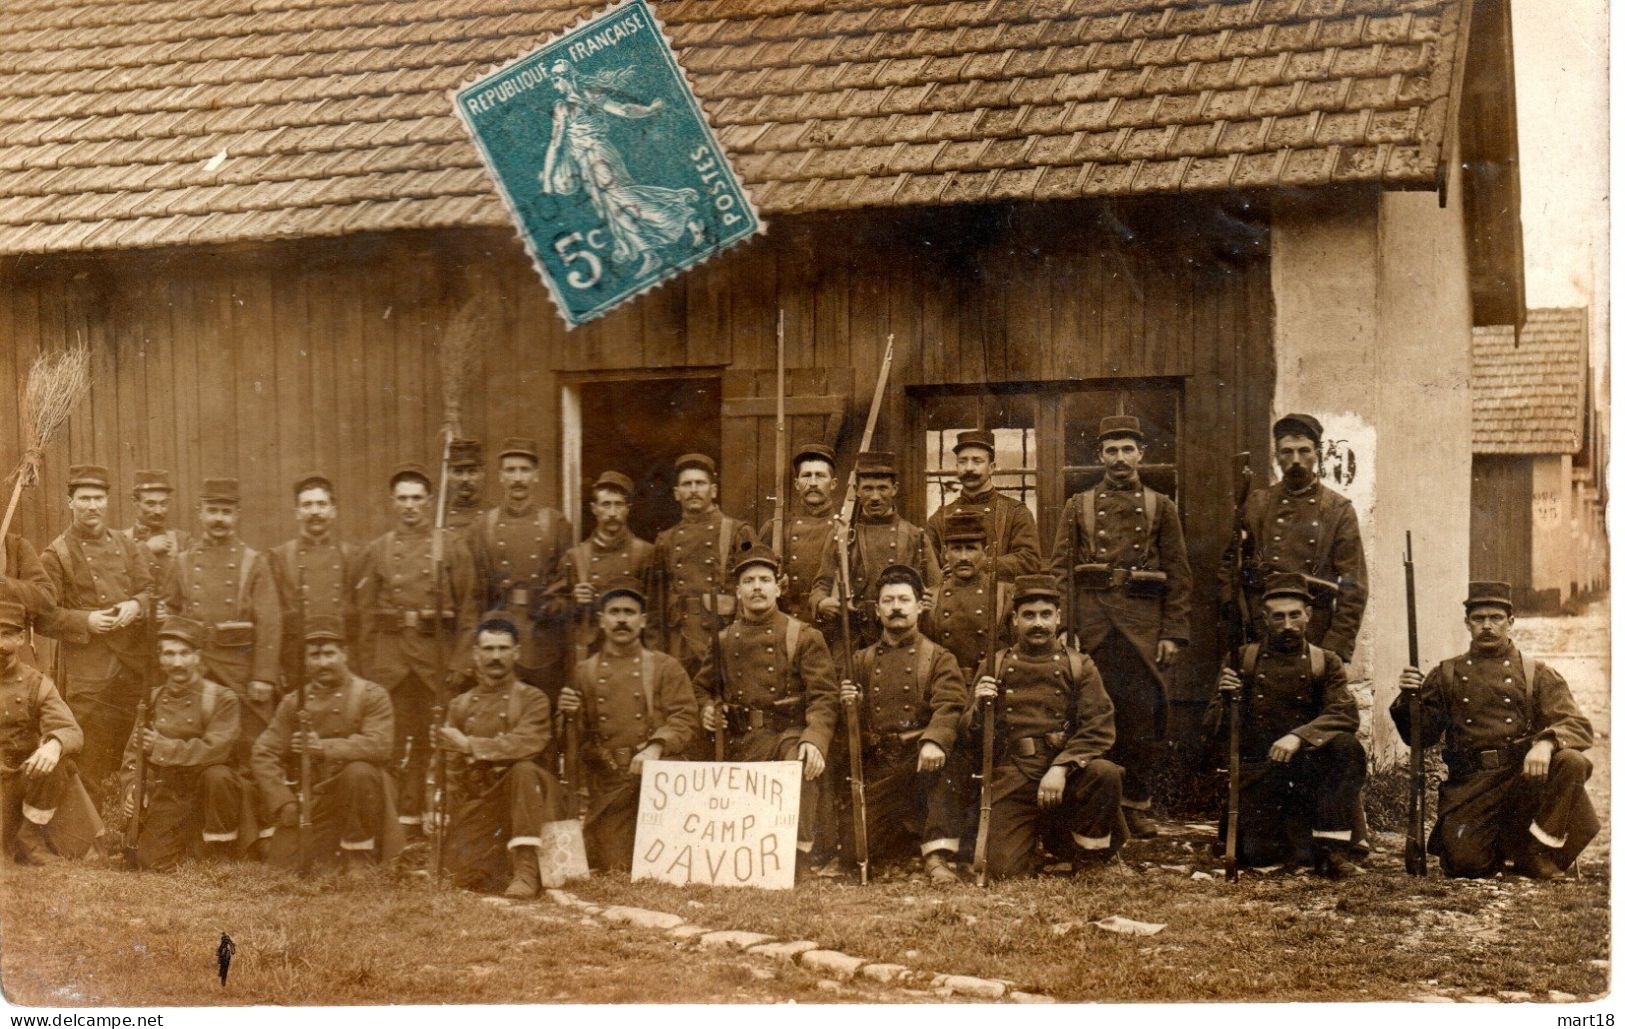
[0,0,1610,1018]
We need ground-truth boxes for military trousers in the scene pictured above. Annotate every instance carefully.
[265,760,389,872]
[1434,748,1598,878]
[727,726,824,856]
[132,765,250,870]
[582,767,639,871]
[444,759,563,892]
[0,760,69,861]
[384,670,436,824]
[986,757,1123,880]
[1226,731,1366,867]
[828,738,970,864]
[1087,629,1161,809]
[61,662,146,800]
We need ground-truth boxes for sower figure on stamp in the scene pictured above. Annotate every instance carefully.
[0,601,90,865]
[443,438,487,539]
[119,617,250,870]
[696,549,839,873]
[438,612,565,898]
[467,438,573,705]
[557,577,698,871]
[38,464,154,800]
[764,443,839,625]
[357,463,479,839]
[268,474,363,679]
[550,471,655,654]
[652,453,757,681]
[1207,573,1367,878]
[253,616,401,874]
[967,575,1124,879]
[1392,582,1598,879]
[1049,416,1192,838]
[924,430,1041,584]
[117,469,191,597]
[1219,415,1368,661]
[837,564,969,883]
[812,451,941,659]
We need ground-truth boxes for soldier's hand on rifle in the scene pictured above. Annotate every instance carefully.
[1268,733,1302,764]
[1037,765,1067,809]
[137,726,158,754]
[437,725,472,754]
[1398,667,1424,693]
[798,742,825,780]
[919,587,936,615]
[1216,668,1243,694]
[20,738,61,777]
[556,686,582,714]
[248,681,275,705]
[974,676,1000,703]
[278,801,299,828]
[917,741,946,773]
[816,597,841,620]
[629,742,662,776]
[87,607,121,634]
[122,791,136,819]
[839,679,859,704]
[1523,739,1554,782]
[289,729,324,758]
[701,703,720,733]
[571,582,596,606]
[1155,639,1182,666]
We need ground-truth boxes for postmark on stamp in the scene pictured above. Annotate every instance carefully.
[454,0,762,329]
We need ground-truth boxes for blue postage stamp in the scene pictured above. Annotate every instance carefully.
[454,0,762,329]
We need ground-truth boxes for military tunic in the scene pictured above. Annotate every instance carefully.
[252,673,399,870]
[119,525,192,594]
[572,647,699,869]
[925,489,1040,583]
[1391,640,1597,876]
[810,514,941,653]
[1203,643,1365,865]
[0,665,84,860]
[39,525,155,795]
[548,528,656,654]
[268,536,363,679]
[1220,480,1368,660]
[119,675,248,869]
[651,508,756,677]
[968,643,1123,878]
[2,534,58,625]
[468,502,574,690]
[760,504,837,624]
[922,572,1011,676]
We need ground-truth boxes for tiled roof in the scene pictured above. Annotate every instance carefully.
[1472,308,1588,455]
[0,0,1470,255]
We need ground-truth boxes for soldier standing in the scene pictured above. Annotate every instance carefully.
[557,578,699,871]
[0,601,85,865]
[39,464,154,798]
[2,532,57,625]
[837,564,968,883]
[1049,416,1192,837]
[924,430,1040,583]
[119,617,247,869]
[439,612,562,898]
[1393,582,1598,879]
[553,471,655,654]
[356,464,480,836]
[968,575,1124,879]
[763,443,839,624]
[1208,573,1366,878]
[118,469,192,589]
[923,510,1009,677]
[252,616,398,874]
[444,438,487,537]
[1220,414,1368,661]
[812,451,941,655]
[268,474,362,679]
[651,454,756,678]
[467,438,573,702]
[696,551,838,872]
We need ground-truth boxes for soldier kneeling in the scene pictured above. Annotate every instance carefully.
[968,575,1124,879]
[1209,573,1367,878]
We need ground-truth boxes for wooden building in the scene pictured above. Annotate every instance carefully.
[0,0,1525,764]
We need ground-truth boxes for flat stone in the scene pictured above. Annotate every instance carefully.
[859,963,909,984]
[1550,991,1579,1002]
[1011,991,1056,1004]
[815,979,843,992]
[1412,996,1456,1003]
[1459,996,1499,1004]
[480,896,512,906]
[944,975,1006,999]
[601,905,685,931]
[747,939,820,962]
[800,949,866,980]
[545,889,578,906]
[929,973,949,989]
[1497,992,1534,1002]
[699,929,776,951]
[667,924,710,941]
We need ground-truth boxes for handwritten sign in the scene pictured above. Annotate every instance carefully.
[632,760,801,890]
[1533,490,1562,529]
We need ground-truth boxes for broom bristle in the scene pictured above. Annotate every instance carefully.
[24,343,91,452]
[436,296,486,436]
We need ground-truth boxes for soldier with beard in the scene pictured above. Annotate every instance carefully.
[443,439,487,537]
[1207,573,1366,878]
[553,471,655,654]
[1394,582,1598,879]
[762,444,839,624]
[269,475,363,676]
[924,430,1040,583]
[1220,415,1367,661]
[118,470,192,589]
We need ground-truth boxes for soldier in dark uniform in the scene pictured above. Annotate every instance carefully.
[466,438,574,702]
[557,578,698,871]
[968,574,1123,879]
[117,469,192,590]
[39,464,155,799]
[812,451,941,656]
[356,463,480,835]
[444,438,487,537]
[268,474,363,682]
[252,616,398,874]
[3,532,59,673]
[924,430,1041,583]
[1208,573,1366,878]
[651,453,756,679]
[0,601,86,865]
[762,443,839,624]
[1394,582,1598,879]
[922,510,1010,678]
[552,471,655,656]
[837,564,968,882]
[119,616,248,870]
[439,612,562,898]
[1220,414,1368,661]
[1049,416,1192,837]
[696,550,838,870]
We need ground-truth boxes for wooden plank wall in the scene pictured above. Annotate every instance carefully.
[1469,455,1533,591]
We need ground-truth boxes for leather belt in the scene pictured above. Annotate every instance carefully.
[370,608,457,634]
[1011,731,1069,757]
[1461,739,1531,773]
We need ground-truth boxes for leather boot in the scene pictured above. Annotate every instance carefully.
[924,852,961,884]
[505,845,541,899]
[1122,807,1159,838]
[1320,845,1365,880]
[15,821,63,866]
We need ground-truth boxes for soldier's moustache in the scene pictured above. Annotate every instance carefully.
[1270,627,1305,651]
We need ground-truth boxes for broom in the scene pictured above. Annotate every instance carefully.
[0,342,93,574]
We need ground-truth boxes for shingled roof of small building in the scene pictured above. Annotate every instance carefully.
[0,0,1472,255]
[1472,308,1589,455]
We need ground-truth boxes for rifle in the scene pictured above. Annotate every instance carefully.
[1224,451,1252,883]
[972,531,1002,887]
[428,428,453,877]
[428,703,446,879]
[835,335,895,521]
[123,700,151,869]
[771,310,787,557]
[1404,530,1427,877]
[563,709,581,819]
[292,565,313,878]
[712,623,727,762]
[1065,515,1078,650]
[834,522,868,885]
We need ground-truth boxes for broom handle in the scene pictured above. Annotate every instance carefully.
[0,471,29,577]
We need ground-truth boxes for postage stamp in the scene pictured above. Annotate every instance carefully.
[454,0,763,329]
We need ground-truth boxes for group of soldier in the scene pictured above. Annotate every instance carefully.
[0,411,1598,896]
